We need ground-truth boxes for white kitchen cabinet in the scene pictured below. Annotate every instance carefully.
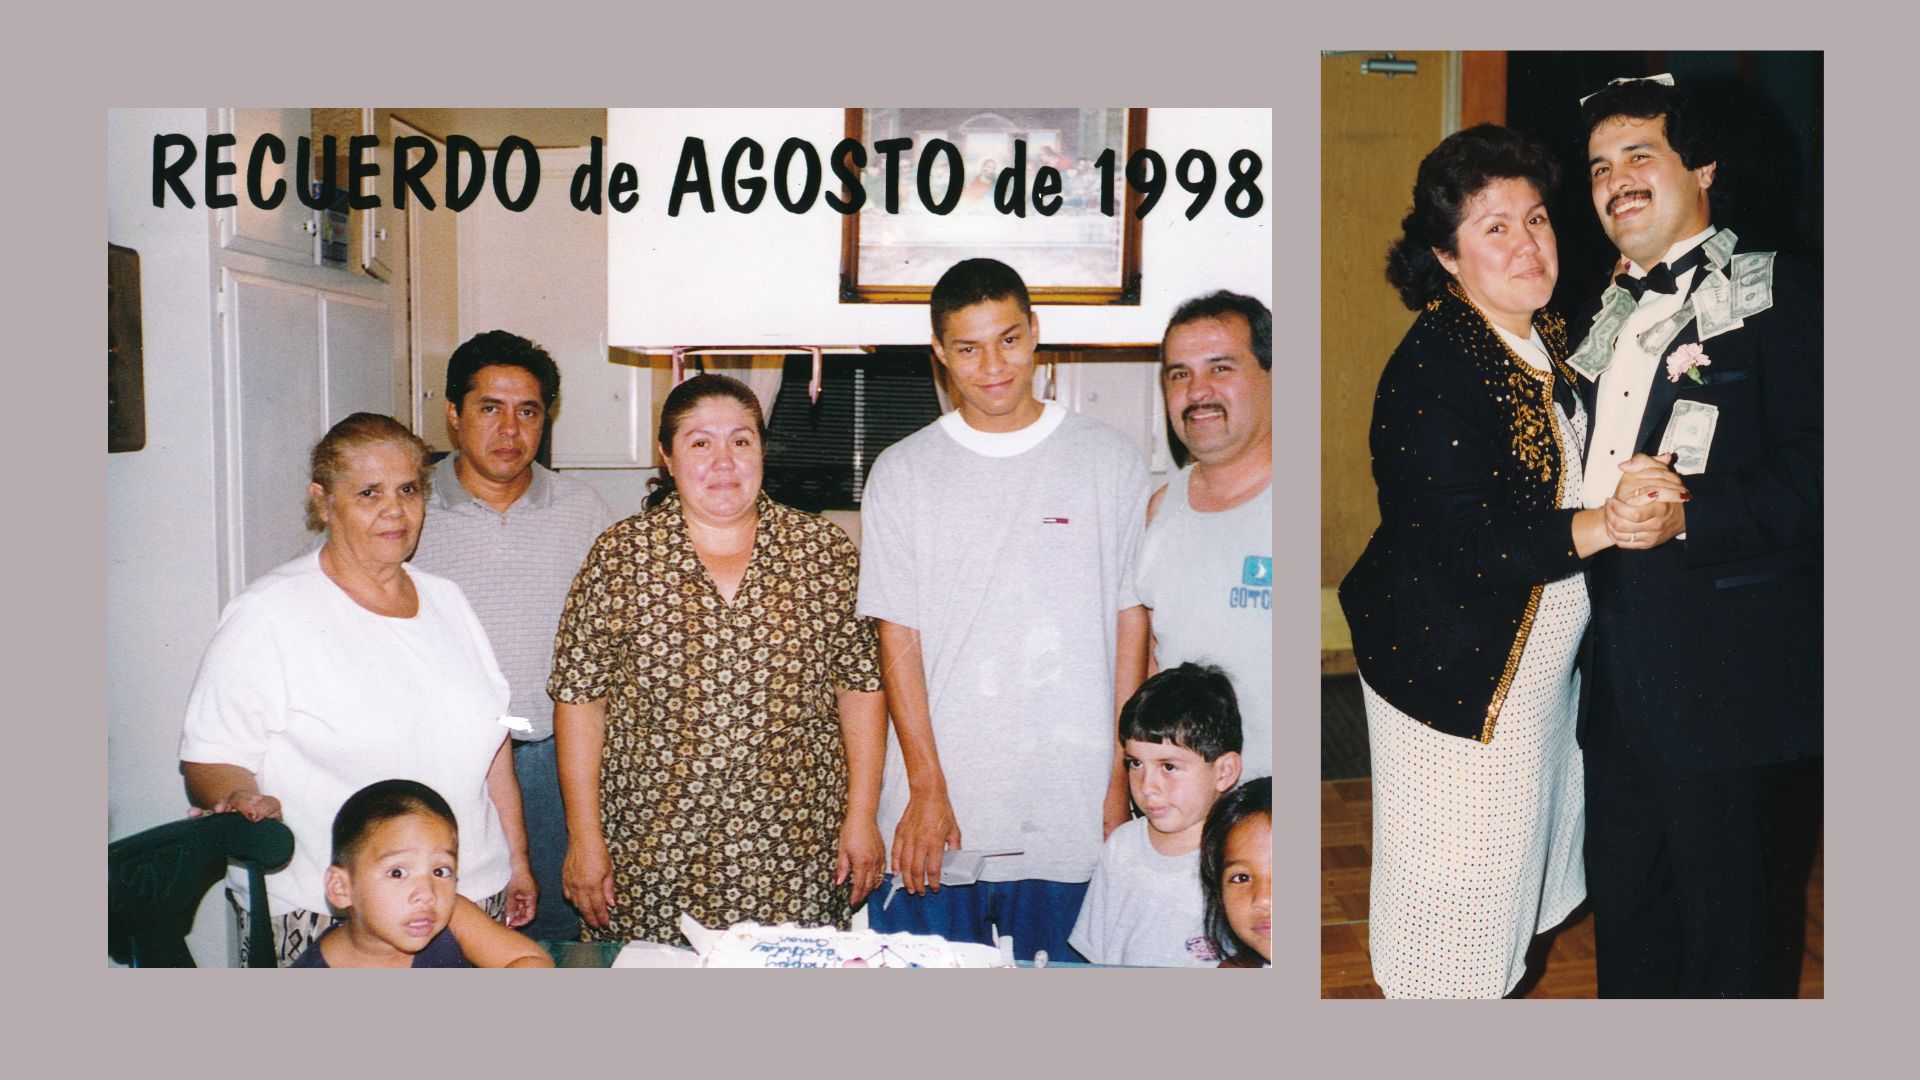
[363,108,403,282]
[1048,358,1176,476]
[216,108,320,267]
[217,269,391,596]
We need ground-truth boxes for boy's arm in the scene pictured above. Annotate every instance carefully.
[1104,605,1151,836]
[449,895,554,968]
[876,619,960,896]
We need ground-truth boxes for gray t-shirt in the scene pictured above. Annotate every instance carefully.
[858,405,1151,883]
[1135,466,1272,779]
[1068,817,1218,967]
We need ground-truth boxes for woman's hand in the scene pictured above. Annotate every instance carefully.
[1608,453,1690,549]
[835,814,886,908]
[503,861,539,929]
[188,790,283,821]
[182,763,282,821]
[563,837,617,931]
[891,789,962,897]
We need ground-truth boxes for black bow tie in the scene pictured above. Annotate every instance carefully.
[1615,246,1708,302]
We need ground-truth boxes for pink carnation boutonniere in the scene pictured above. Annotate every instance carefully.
[1666,342,1711,384]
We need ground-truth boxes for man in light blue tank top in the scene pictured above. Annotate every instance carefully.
[1137,292,1273,779]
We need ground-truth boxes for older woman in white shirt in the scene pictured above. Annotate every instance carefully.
[179,412,536,965]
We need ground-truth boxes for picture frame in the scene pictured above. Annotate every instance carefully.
[838,107,1146,305]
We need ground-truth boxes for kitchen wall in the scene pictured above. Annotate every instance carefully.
[107,108,231,965]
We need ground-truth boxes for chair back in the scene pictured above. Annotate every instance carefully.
[108,814,294,967]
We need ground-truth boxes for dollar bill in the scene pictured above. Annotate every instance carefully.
[1657,398,1720,475]
[1730,251,1777,319]
[1693,268,1745,341]
[1636,299,1696,357]
[1568,285,1637,380]
[1702,228,1739,270]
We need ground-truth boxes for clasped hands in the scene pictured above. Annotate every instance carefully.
[1607,453,1689,550]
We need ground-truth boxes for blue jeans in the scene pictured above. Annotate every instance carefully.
[512,736,581,943]
[866,876,1089,963]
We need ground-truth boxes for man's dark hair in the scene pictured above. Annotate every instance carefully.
[929,258,1031,340]
[1580,78,1717,172]
[1164,291,1272,371]
[1118,662,1243,762]
[330,779,459,868]
[445,329,561,412]
[1384,124,1562,311]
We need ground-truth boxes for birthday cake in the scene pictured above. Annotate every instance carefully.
[684,916,1009,968]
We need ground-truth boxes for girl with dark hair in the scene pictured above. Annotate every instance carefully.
[550,375,889,945]
[1340,125,1624,997]
[1200,776,1269,968]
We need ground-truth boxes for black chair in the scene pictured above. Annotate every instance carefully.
[108,814,294,967]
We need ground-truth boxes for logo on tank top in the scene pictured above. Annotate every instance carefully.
[1231,556,1271,611]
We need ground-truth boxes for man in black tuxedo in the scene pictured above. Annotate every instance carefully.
[1570,78,1822,998]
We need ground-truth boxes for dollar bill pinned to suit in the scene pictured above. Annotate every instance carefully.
[1693,268,1745,341]
[1568,285,1637,380]
[1702,227,1739,270]
[1657,398,1719,476]
[1730,251,1777,319]
[1636,299,1696,357]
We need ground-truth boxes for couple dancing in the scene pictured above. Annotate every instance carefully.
[1340,76,1821,998]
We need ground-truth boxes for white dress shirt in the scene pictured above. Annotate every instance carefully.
[1580,226,1716,509]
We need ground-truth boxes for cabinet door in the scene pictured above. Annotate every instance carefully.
[221,271,392,595]
[1050,359,1174,474]
[364,109,404,282]
[218,108,319,267]
[324,293,392,420]
[225,271,324,591]
[459,148,643,466]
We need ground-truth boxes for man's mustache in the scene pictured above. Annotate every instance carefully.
[1183,403,1227,423]
[1607,189,1653,216]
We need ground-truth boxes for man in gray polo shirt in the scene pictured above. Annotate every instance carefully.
[412,330,616,943]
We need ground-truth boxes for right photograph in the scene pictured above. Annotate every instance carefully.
[1320,51,1824,999]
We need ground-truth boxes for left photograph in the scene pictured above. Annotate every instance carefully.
[107,107,1272,968]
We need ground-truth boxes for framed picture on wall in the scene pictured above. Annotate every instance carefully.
[839,107,1146,304]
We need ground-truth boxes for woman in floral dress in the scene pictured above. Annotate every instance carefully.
[551,375,886,944]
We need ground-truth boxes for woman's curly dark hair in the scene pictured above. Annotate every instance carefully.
[1385,124,1562,310]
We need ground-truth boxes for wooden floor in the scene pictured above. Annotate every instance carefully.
[1321,778,1824,998]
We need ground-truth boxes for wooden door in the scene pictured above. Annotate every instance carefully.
[1321,52,1454,594]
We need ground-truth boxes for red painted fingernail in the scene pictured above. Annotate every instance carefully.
[1680,491,1693,502]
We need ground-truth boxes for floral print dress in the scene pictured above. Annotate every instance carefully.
[549,493,883,944]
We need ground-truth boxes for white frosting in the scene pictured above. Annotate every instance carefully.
[695,921,1008,968]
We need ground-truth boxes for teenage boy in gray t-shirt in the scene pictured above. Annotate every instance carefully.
[858,258,1152,962]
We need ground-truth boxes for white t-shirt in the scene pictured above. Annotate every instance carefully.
[178,550,513,915]
[858,404,1152,883]
[1068,817,1218,967]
